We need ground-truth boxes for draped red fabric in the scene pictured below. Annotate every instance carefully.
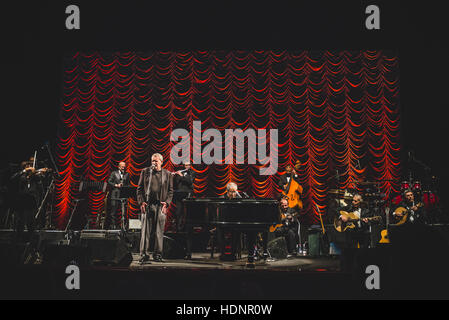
[55,51,400,229]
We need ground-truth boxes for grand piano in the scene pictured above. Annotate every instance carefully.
[183,198,280,260]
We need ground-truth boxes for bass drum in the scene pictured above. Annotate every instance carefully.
[422,191,439,210]
[400,181,410,191]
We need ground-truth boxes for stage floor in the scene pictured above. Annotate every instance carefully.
[1,228,449,299]
[127,252,341,272]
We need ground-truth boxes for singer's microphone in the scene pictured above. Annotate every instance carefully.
[150,164,156,170]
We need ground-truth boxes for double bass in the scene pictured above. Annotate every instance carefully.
[270,161,303,233]
[282,160,303,210]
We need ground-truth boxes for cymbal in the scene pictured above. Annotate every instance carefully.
[328,189,345,194]
[353,181,380,185]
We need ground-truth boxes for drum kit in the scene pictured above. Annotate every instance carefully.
[393,178,440,210]
[329,176,440,212]
[328,180,387,210]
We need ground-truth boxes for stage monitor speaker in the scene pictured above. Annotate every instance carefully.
[80,236,133,267]
[267,236,288,259]
[163,234,186,259]
[0,242,35,266]
[42,241,92,267]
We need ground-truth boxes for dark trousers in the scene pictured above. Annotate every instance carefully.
[340,229,370,272]
[109,200,120,228]
[140,204,166,257]
[185,223,193,255]
[14,209,35,242]
[246,231,257,262]
[174,199,185,233]
[276,226,298,253]
[13,194,36,241]
[345,229,370,249]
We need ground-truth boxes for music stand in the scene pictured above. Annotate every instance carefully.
[67,180,108,231]
[111,186,136,231]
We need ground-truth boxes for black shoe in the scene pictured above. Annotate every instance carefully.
[184,254,192,260]
[139,255,150,264]
[246,262,255,269]
[153,255,163,262]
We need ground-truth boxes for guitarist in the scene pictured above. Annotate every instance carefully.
[338,194,373,249]
[393,189,425,224]
[277,198,301,258]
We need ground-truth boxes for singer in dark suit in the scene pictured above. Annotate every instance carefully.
[136,153,173,263]
[107,161,130,230]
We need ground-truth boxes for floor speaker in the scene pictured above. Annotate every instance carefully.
[0,242,35,266]
[42,241,92,267]
[267,236,288,259]
[163,234,186,259]
[80,237,133,266]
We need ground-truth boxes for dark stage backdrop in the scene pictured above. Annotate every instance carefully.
[55,50,400,229]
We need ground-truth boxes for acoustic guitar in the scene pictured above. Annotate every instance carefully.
[269,211,299,232]
[378,206,390,244]
[391,202,423,226]
[334,211,382,232]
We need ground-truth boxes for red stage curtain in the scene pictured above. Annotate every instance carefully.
[56,51,400,229]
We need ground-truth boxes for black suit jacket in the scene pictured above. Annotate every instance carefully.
[394,200,425,223]
[174,169,196,193]
[278,173,300,190]
[136,168,173,206]
[107,170,130,198]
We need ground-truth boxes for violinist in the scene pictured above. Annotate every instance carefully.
[10,159,40,241]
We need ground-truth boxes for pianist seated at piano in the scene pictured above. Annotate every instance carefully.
[221,182,242,200]
[209,182,242,261]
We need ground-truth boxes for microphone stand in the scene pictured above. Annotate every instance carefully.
[44,143,61,177]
